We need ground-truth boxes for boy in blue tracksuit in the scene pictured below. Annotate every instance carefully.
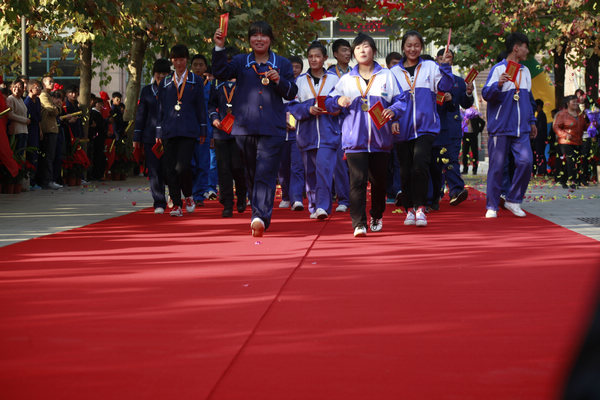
[156,45,208,217]
[326,34,406,237]
[482,32,536,219]
[208,71,248,218]
[134,59,171,214]
[190,54,217,205]
[326,39,352,213]
[278,55,305,212]
[212,21,298,237]
[288,41,340,220]
[390,30,454,227]
[431,48,474,209]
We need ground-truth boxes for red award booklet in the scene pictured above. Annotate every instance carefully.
[464,68,478,85]
[152,142,164,159]
[436,91,445,106]
[368,101,388,130]
[316,96,327,110]
[219,13,229,38]
[220,113,235,134]
[505,60,520,82]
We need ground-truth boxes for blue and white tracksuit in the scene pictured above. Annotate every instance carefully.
[326,63,406,229]
[482,59,536,211]
[288,69,340,214]
[390,58,454,209]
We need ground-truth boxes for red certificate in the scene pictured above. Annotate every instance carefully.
[505,60,520,82]
[219,13,229,38]
[436,91,445,106]
[316,96,327,110]
[220,113,235,134]
[368,101,388,130]
[464,68,478,85]
[152,142,164,159]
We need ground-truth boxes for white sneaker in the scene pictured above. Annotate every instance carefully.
[504,201,526,217]
[310,211,318,219]
[204,190,217,200]
[48,181,61,190]
[170,206,183,217]
[370,217,383,232]
[279,200,291,208]
[485,209,498,218]
[185,197,196,213]
[154,207,165,214]
[315,208,328,220]
[415,208,427,227]
[353,226,367,237]
[251,217,265,237]
[291,201,304,211]
[404,209,416,225]
[335,204,348,212]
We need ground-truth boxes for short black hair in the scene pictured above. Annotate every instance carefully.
[421,54,434,61]
[351,33,377,56]
[332,39,351,54]
[535,99,544,108]
[288,55,303,65]
[574,88,585,97]
[169,44,190,59]
[28,79,41,90]
[248,21,274,41]
[307,41,327,57]
[152,58,171,74]
[505,32,529,54]
[191,54,208,65]
[563,95,577,108]
[436,48,454,57]
[385,52,402,67]
[112,92,122,99]
[66,84,78,94]
[401,30,425,56]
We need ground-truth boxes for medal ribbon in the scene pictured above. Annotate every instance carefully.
[176,71,188,104]
[514,69,522,96]
[335,65,349,78]
[354,75,376,105]
[306,74,327,103]
[402,64,422,95]
[252,65,272,80]
[223,84,236,104]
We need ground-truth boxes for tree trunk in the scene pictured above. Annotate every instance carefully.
[124,31,148,139]
[553,43,566,111]
[78,40,93,140]
[585,53,599,102]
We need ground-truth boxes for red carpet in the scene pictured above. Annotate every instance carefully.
[1,189,599,400]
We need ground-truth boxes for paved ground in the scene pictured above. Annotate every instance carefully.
[1,168,599,247]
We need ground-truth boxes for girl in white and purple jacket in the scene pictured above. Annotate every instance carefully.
[326,33,407,237]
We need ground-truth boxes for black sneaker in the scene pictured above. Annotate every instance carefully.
[222,208,233,218]
[449,188,468,206]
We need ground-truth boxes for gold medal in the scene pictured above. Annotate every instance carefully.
[361,102,369,112]
[174,103,181,111]
[513,93,520,101]
[261,77,270,86]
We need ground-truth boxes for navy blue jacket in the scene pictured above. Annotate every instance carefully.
[212,49,298,137]
[23,96,41,139]
[134,82,160,144]
[156,71,207,140]
[435,73,474,146]
[208,80,237,141]
[64,99,83,139]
